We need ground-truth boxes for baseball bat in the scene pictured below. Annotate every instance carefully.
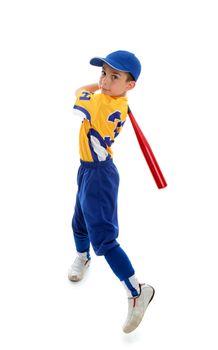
[128,107,167,189]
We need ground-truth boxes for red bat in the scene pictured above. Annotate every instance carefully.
[128,107,167,189]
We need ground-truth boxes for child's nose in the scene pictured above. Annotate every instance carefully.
[101,75,109,86]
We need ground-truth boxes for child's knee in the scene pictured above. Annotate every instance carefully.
[92,238,119,256]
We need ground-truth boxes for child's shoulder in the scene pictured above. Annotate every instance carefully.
[94,93,128,107]
[95,94,128,121]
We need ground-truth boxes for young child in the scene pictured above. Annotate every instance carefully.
[69,50,155,333]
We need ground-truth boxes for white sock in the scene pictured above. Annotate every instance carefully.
[122,274,140,298]
[78,251,89,261]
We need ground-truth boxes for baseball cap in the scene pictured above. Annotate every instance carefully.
[90,50,141,81]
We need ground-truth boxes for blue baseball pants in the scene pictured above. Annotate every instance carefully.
[72,159,137,295]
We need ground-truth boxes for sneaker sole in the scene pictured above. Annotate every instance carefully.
[146,284,155,304]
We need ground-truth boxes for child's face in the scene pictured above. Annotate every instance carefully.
[99,64,135,97]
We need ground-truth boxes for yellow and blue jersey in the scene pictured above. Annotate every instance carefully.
[73,90,128,162]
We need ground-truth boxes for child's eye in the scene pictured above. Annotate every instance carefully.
[101,70,106,76]
[111,75,119,80]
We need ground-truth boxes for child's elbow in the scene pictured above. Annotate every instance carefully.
[75,88,81,97]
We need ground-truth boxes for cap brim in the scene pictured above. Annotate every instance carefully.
[90,57,129,72]
[90,57,105,67]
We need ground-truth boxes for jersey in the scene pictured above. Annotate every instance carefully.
[73,90,128,162]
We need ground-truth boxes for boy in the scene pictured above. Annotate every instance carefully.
[69,50,154,333]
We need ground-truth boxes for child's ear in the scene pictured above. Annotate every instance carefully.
[126,81,136,91]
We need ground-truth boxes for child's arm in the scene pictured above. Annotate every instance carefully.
[75,83,99,96]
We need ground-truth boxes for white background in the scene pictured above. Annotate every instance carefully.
[0,0,218,349]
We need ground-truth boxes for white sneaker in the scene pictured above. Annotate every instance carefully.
[68,256,90,282]
[123,283,155,333]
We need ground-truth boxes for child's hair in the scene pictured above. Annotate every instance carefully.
[126,72,135,82]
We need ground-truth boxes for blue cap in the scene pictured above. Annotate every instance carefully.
[90,50,141,81]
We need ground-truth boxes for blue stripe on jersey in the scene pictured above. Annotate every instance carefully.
[87,128,111,162]
[73,105,91,121]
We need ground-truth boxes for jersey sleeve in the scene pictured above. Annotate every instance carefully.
[73,90,94,121]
